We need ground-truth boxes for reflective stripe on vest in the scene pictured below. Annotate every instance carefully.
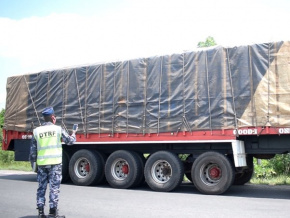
[33,125,62,166]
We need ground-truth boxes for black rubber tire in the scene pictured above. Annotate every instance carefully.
[105,150,143,189]
[233,155,254,185]
[144,151,184,192]
[69,149,105,186]
[61,150,70,183]
[133,152,146,187]
[191,151,234,195]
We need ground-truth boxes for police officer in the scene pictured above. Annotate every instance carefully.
[30,107,77,218]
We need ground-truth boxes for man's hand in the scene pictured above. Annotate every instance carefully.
[31,161,38,173]
[72,124,78,135]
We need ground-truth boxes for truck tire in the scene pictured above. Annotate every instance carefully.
[61,150,70,183]
[105,150,143,189]
[191,151,234,195]
[233,155,254,185]
[69,149,105,186]
[144,151,184,192]
[133,152,146,187]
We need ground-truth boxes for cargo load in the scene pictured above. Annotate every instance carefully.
[3,41,290,195]
[5,41,290,134]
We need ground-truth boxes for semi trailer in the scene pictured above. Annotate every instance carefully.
[2,41,290,195]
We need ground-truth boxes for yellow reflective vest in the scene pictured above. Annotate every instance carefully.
[33,125,62,166]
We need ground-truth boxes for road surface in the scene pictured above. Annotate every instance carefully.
[0,170,290,218]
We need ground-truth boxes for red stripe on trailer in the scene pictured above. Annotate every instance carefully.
[2,126,290,150]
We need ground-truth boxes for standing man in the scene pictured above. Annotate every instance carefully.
[29,107,77,218]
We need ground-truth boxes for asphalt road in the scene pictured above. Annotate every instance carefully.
[0,170,290,218]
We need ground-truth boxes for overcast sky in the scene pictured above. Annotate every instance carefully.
[0,0,289,109]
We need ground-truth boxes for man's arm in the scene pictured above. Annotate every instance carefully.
[61,128,76,145]
[29,136,38,172]
[29,136,37,162]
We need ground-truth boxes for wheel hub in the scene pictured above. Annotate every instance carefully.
[200,163,222,186]
[122,164,129,174]
[111,159,129,180]
[162,166,171,176]
[74,158,90,178]
[151,160,172,184]
[85,163,90,172]
[209,166,221,179]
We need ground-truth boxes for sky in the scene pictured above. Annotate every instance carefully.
[0,0,289,109]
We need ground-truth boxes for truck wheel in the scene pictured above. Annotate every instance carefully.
[144,151,184,192]
[133,152,146,187]
[191,151,234,195]
[69,149,105,186]
[105,150,143,189]
[234,155,254,185]
[61,150,70,183]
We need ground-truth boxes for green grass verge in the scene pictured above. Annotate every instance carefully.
[250,175,290,185]
[0,145,32,171]
[0,161,32,171]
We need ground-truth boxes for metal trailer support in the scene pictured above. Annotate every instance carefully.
[231,140,247,167]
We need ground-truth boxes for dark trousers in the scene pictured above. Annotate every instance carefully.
[36,164,62,208]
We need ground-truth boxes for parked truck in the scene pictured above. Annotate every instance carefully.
[2,41,290,195]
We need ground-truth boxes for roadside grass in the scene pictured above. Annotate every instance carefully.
[0,161,31,171]
[0,148,32,171]
[250,175,290,185]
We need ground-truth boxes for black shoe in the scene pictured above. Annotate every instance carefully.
[38,207,46,218]
[48,207,65,218]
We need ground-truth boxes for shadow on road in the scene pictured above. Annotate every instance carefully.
[0,173,36,182]
[174,182,290,200]
[117,181,290,200]
[18,216,38,218]
[225,183,290,200]
[1,171,290,200]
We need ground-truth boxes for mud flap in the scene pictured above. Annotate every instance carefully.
[231,140,247,167]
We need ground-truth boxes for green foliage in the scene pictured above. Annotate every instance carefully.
[0,160,31,171]
[253,154,290,180]
[178,154,189,161]
[268,154,290,175]
[0,109,4,143]
[253,158,277,178]
[0,146,14,164]
[251,175,290,185]
[0,144,31,171]
[0,108,4,126]
[0,108,16,166]
[0,108,30,171]
[197,36,217,48]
